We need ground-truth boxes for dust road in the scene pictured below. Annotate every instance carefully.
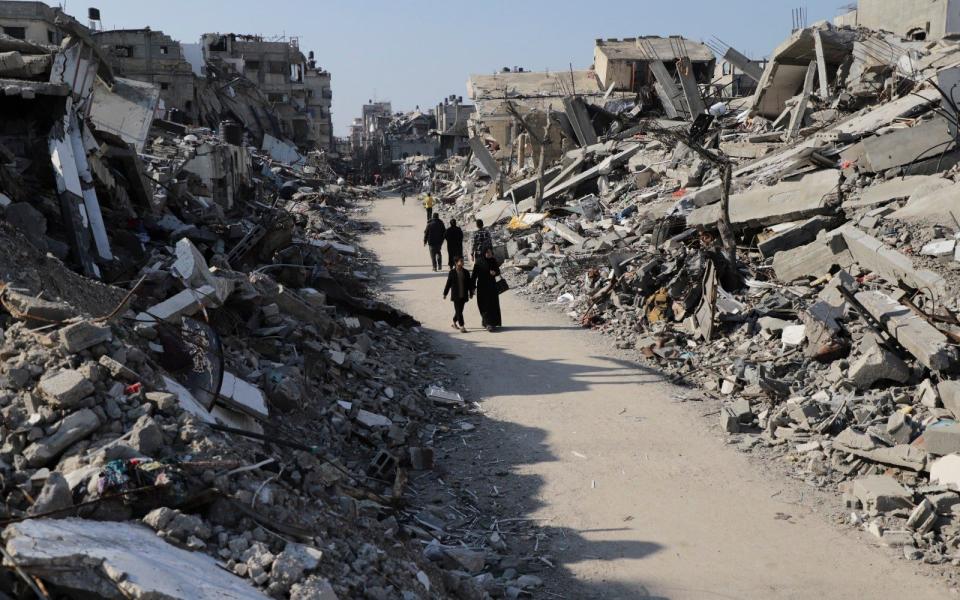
[364,194,949,600]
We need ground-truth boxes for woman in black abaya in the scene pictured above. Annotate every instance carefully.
[471,247,502,331]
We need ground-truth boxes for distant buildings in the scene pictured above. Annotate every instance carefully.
[0,0,338,154]
[836,0,960,40]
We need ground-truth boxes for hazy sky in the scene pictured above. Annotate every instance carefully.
[68,0,851,136]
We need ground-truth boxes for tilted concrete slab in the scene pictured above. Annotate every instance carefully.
[855,290,957,371]
[687,169,839,231]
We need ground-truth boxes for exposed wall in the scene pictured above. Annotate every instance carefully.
[856,0,951,39]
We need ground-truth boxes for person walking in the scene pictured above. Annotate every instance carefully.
[471,218,493,263]
[423,215,446,272]
[443,256,474,333]
[444,219,464,269]
[401,190,407,205]
[472,247,503,331]
[423,193,435,221]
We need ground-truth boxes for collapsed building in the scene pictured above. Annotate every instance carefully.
[432,9,960,569]
[0,7,546,600]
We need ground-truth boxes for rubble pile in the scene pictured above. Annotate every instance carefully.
[437,23,960,567]
[0,12,541,600]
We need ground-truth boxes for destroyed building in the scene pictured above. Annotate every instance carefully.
[434,94,475,158]
[304,56,334,150]
[201,33,322,149]
[466,68,604,151]
[94,27,198,123]
[594,36,715,117]
[0,0,63,44]
[837,0,960,40]
[422,13,960,575]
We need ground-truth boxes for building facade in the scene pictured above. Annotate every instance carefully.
[304,61,333,150]
[837,0,960,40]
[201,33,324,149]
[0,1,63,45]
[94,28,197,123]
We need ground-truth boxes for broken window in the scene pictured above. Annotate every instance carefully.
[159,82,170,90]
[47,30,56,44]
[112,45,134,58]
[160,46,169,55]
[267,93,285,103]
[3,27,26,40]
[246,60,261,71]
[268,61,287,75]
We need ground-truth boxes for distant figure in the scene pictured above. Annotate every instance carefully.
[444,219,464,269]
[423,215,446,272]
[471,218,493,263]
[443,256,474,333]
[472,247,503,331]
[401,190,407,205]
[423,193,435,221]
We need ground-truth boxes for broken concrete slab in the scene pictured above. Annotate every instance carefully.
[38,369,95,407]
[855,290,957,371]
[758,215,835,258]
[3,518,269,599]
[687,170,839,231]
[839,225,946,296]
[219,372,269,418]
[59,320,112,353]
[834,428,927,472]
[845,176,951,210]
[922,422,960,456]
[23,408,99,467]
[930,454,960,488]
[938,381,960,421]
[135,285,221,324]
[890,180,960,223]
[851,475,914,513]
[859,116,957,173]
[543,219,586,246]
[772,230,853,281]
[848,337,911,390]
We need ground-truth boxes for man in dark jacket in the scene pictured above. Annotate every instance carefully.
[423,215,446,271]
[443,256,474,332]
[444,219,464,269]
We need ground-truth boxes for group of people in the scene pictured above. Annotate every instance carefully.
[421,213,503,332]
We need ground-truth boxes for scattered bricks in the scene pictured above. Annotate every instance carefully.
[918,379,941,409]
[921,423,960,456]
[906,498,937,534]
[22,408,100,467]
[851,475,913,514]
[37,369,94,408]
[59,321,112,353]
[886,412,914,445]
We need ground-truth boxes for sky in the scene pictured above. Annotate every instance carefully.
[63,0,854,136]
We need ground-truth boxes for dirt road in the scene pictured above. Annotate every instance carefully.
[365,194,950,599]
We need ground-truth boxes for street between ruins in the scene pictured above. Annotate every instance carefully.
[366,193,953,600]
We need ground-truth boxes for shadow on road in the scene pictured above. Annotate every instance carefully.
[366,222,672,599]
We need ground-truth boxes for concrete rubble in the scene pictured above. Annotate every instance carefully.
[0,6,538,600]
[420,10,960,579]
